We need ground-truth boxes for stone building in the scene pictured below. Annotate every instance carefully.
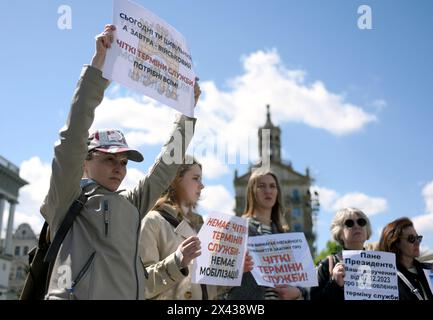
[233,106,320,255]
[0,155,28,299]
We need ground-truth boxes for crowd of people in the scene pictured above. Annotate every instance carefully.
[37,25,432,300]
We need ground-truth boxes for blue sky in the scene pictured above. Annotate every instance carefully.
[1,0,432,255]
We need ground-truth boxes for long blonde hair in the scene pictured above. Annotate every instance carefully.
[243,168,287,233]
[152,155,202,217]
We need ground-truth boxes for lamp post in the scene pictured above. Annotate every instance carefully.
[307,189,320,256]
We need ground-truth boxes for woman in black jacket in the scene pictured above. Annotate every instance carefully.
[378,217,433,300]
[310,208,372,300]
[225,168,306,300]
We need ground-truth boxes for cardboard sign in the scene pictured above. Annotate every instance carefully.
[248,232,318,288]
[343,250,399,300]
[191,212,248,286]
[103,0,196,116]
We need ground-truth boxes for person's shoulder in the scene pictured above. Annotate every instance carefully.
[317,256,330,267]
[143,210,164,222]
[415,259,433,270]
[317,253,338,269]
[190,211,202,220]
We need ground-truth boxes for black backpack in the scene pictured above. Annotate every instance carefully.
[20,191,88,300]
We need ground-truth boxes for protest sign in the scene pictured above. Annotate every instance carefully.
[248,232,317,288]
[191,212,248,286]
[343,250,399,300]
[103,0,196,116]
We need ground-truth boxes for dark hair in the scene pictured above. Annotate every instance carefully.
[378,217,413,255]
[243,168,288,233]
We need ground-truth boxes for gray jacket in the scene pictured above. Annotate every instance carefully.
[41,65,195,299]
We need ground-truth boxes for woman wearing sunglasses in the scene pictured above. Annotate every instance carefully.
[378,217,432,300]
[310,207,372,300]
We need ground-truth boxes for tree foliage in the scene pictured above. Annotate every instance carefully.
[314,240,342,265]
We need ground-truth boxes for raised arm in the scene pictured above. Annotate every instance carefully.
[41,26,114,234]
[125,83,201,218]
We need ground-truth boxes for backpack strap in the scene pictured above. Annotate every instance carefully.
[157,210,209,299]
[328,255,335,276]
[397,271,424,300]
[44,190,88,263]
[158,210,181,228]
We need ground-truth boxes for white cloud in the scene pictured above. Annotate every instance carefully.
[1,157,51,238]
[413,214,433,234]
[332,192,388,216]
[199,155,230,180]
[119,167,146,191]
[311,185,388,216]
[310,186,339,212]
[412,180,433,234]
[198,185,235,216]
[371,99,387,111]
[93,96,176,148]
[19,157,51,206]
[88,49,377,180]
[422,180,433,213]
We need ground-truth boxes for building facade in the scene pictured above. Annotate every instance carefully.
[8,224,37,297]
[233,106,319,255]
[0,155,28,299]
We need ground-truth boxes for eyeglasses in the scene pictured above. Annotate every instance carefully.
[400,234,423,244]
[344,218,367,228]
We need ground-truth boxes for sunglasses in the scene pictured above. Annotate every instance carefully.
[344,218,367,228]
[401,234,423,244]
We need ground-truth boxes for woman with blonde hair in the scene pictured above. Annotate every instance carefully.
[310,207,372,300]
[225,168,306,300]
[139,156,209,300]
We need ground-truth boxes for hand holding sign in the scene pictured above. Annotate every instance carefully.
[91,25,116,71]
[193,78,201,108]
[243,251,254,273]
[332,262,345,287]
[177,236,201,268]
[274,285,302,300]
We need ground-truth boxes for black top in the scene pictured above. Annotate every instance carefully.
[310,252,344,301]
[397,260,433,300]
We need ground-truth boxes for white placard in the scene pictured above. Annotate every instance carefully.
[103,0,196,116]
[191,212,248,286]
[248,232,318,288]
[343,250,399,300]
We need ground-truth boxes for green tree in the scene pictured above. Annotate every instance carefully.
[314,240,342,265]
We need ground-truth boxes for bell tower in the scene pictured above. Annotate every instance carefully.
[258,105,281,162]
